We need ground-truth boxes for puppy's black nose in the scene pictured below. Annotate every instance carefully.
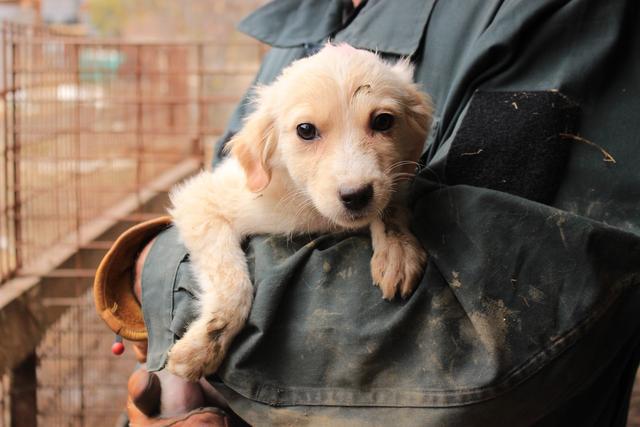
[339,184,373,211]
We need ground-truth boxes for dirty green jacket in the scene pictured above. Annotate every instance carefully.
[142,1,640,425]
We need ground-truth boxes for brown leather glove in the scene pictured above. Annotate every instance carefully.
[94,216,173,342]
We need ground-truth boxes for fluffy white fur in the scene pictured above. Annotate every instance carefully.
[166,43,433,381]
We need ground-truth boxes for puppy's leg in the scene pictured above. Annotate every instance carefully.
[166,219,252,381]
[166,173,253,381]
[370,204,427,299]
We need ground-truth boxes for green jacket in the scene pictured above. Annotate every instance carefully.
[142,1,640,425]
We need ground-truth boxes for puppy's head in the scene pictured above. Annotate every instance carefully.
[229,43,432,228]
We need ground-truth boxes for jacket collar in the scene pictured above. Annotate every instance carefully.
[238,0,345,49]
[334,0,434,56]
[238,0,434,57]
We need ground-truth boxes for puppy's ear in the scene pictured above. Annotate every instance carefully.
[227,90,276,193]
[407,88,433,136]
[404,85,434,160]
[390,57,433,144]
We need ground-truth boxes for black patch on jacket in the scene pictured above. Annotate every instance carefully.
[446,91,579,204]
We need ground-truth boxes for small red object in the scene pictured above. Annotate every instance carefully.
[111,335,125,355]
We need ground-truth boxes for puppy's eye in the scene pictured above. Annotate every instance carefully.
[371,113,394,132]
[296,123,318,140]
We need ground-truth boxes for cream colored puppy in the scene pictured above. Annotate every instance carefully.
[167,44,432,381]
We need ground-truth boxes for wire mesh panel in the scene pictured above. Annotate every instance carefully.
[0,20,263,426]
[1,25,261,279]
[36,288,137,427]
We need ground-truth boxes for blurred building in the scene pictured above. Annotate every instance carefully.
[0,0,89,35]
[0,0,39,24]
[41,0,83,24]
[0,0,267,39]
[120,0,266,41]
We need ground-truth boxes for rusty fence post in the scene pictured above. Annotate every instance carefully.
[195,43,205,166]
[136,44,143,206]
[1,24,9,281]
[10,32,20,273]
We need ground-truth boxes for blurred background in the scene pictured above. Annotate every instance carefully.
[0,0,265,425]
[0,1,636,426]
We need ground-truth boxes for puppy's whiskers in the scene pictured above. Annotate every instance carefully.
[384,160,420,175]
[390,172,417,181]
[278,188,309,210]
[294,199,314,219]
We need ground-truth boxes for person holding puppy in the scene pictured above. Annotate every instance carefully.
[94,0,640,425]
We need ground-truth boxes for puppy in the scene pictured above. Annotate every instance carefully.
[167,43,432,381]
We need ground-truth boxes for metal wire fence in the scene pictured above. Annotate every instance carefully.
[0,22,262,281]
[0,21,263,426]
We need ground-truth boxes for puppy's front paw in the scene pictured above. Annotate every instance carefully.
[166,317,228,382]
[371,232,427,300]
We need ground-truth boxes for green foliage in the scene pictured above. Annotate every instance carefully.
[87,0,128,37]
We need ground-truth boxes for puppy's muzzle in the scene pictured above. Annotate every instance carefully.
[339,184,374,212]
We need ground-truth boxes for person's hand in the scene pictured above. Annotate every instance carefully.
[126,366,236,426]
